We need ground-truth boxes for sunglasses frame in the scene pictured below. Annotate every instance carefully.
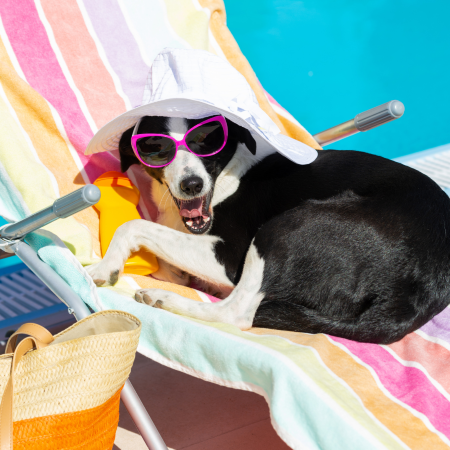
[131,115,228,168]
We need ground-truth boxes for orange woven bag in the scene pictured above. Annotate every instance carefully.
[0,310,141,450]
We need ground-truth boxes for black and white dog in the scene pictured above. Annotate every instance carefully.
[87,115,450,344]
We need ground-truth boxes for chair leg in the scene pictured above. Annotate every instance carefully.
[121,380,168,450]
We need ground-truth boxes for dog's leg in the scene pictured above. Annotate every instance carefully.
[135,242,265,330]
[86,219,233,288]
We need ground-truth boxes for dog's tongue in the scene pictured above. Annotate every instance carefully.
[180,197,203,218]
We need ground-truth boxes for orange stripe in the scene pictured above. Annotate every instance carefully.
[249,328,448,450]
[0,36,101,256]
[277,114,321,149]
[40,0,126,129]
[13,386,122,449]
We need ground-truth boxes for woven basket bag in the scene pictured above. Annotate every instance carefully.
[0,310,141,450]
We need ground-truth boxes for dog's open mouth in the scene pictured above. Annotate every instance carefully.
[173,192,213,234]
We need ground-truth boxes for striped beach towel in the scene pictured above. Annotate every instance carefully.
[0,1,449,449]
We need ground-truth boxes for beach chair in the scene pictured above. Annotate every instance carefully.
[0,98,403,449]
[1,1,449,449]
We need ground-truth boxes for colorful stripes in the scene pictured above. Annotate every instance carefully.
[39,0,127,129]
[421,306,450,343]
[249,327,450,449]
[80,0,149,109]
[331,335,450,444]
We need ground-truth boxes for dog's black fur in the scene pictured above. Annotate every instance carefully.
[119,116,450,344]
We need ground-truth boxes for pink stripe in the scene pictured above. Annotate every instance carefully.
[388,332,450,394]
[0,0,120,182]
[202,292,221,303]
[265,90,285,111]
[330,336,450,437]
[40,0,126,129]
[189,280,221,303]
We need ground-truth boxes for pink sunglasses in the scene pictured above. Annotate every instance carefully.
[131,115,228,168]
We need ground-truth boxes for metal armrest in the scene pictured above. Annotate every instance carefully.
[0,185,100,240]
[313,100,405,147]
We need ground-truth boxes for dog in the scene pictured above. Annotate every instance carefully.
[87,114,450,344]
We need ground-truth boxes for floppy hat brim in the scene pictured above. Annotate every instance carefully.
[85,98,318,165]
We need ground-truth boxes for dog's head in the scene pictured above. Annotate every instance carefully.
[118,116,256,234]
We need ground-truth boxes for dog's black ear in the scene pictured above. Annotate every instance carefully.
[226,119,257,155]
[118,126,139,173]
[241,127,256,155]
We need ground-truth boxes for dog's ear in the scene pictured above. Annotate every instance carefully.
[118,126,139,173]
[241,127,256,155]
[226,119,257,155]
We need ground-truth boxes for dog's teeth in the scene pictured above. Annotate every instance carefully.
[186,220,193,226]
[204,217,210,222]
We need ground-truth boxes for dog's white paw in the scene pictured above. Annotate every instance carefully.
[135,288,166,308]
[86,261,122,286]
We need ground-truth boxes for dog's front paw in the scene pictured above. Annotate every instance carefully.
[135,289,165,308]
[86,261,122,286]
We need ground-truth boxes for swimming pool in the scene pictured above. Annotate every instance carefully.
[226,0,450,159]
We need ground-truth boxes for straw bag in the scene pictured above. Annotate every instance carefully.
[0,310,141,450]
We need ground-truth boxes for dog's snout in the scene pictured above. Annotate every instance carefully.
[180,176,203,196]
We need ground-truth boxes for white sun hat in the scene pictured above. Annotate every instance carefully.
[85,47,318,165]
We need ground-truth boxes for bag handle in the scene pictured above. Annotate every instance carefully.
[5,323,54,354]
[0,327,53,450]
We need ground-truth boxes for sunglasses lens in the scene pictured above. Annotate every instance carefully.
[135,136,176,167]
[185,121,225,156]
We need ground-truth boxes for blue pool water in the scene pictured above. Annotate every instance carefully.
[226,0,450,159]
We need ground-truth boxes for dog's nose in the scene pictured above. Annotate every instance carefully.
[180,177,203,195]
[180,176,203,196]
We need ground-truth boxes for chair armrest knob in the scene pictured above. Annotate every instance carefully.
[354,100,404,132]
[53,185,101,218]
